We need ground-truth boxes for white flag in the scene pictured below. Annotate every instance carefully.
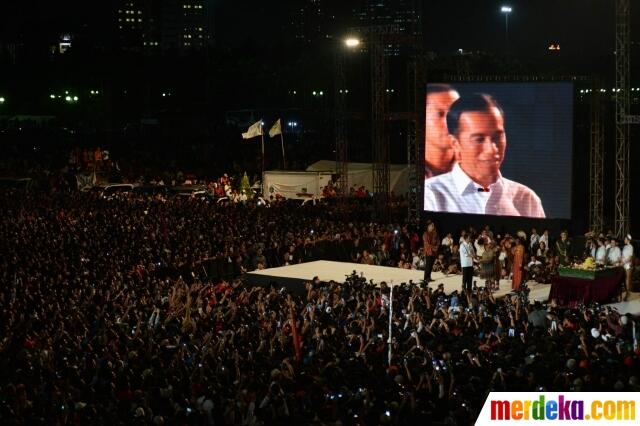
[242,120,263,139]
[269,119,282,138]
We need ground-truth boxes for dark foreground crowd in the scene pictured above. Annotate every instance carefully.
[1,190,639,426]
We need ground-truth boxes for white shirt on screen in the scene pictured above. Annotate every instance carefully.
[460,241,475,268]
[424,163,545,218]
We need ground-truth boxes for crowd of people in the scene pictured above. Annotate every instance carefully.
[1,187,639,425]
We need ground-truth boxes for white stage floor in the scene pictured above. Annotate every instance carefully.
[247,260,552,302]
[607,297,640,315]
[247,261,640,315]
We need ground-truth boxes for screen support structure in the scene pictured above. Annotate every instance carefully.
[407,53,426,226]
[371,28,426,223]
[370,30,390,222]
[352,7,425,223]
[334,49,349,201]
[614,0,639,238]
[345,25,393,221]
[406,0,425,227]
[350,23,418,222]
[589,79,604,234]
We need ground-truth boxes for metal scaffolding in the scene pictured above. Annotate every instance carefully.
[589,79,604,233]
[406,53,426,226]
[370,31,390,221]
[406,0,425,226]
[353,18,423,222]
[614,0,632,238]
[334,50,349,199]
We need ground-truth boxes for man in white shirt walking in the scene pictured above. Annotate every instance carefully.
[460,234,475,292]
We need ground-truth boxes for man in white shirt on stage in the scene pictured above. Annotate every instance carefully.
[606,239,622,266]
[594,238,607,266]
[441,233,454,250]
[458,231,467,246]
[530,228,540,252]
[474,235,486,258]
[424,94,545,217]
[527,256,542,269]
[622,234,634,301]
[460,233,475,292]
[539,230,549,249]
[526,255,543,280]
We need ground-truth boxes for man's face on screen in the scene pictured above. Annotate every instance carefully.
[454,107,506,185]
[426,90,459,150]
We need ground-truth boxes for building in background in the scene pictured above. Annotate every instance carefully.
[291,0,329,43]
[117,1,145,50]
[354,0,420,56]
[288,0,362,45]
[116,0,214,52]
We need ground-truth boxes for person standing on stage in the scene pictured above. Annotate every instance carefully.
[460,233,475,292]
[594,238,607,265]
[423,222,439,283]
[529,228,540,253]
[606,239,622,266]
[480,240,498,290]
[539,230,550,251]
[622,235,634,301]
[511,238,525,291]
[556,231,571,266]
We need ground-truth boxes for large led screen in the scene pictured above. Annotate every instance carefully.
[423,82,573,219]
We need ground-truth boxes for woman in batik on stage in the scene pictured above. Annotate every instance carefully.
[511,238,525,291]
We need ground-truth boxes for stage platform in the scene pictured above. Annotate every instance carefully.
[245,260,551,302]
[246,261,640,315]
[607,294,640,316]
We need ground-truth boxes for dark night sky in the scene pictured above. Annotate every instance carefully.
[212,0,622,62]
[424,0,615,53]
[0,0,638,231]
[0,0,636,95]
[213,0,623,68]
[425,0,614,54]
[0,1,630,60]
[424,0,624,74]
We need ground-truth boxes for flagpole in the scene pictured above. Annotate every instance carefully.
[280,132,286,170]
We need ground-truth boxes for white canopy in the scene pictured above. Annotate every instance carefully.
[306,160,410,195]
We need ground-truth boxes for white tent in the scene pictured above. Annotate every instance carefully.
[306,160,410,195]
[263,170,334,199]
[262,161,411,200]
